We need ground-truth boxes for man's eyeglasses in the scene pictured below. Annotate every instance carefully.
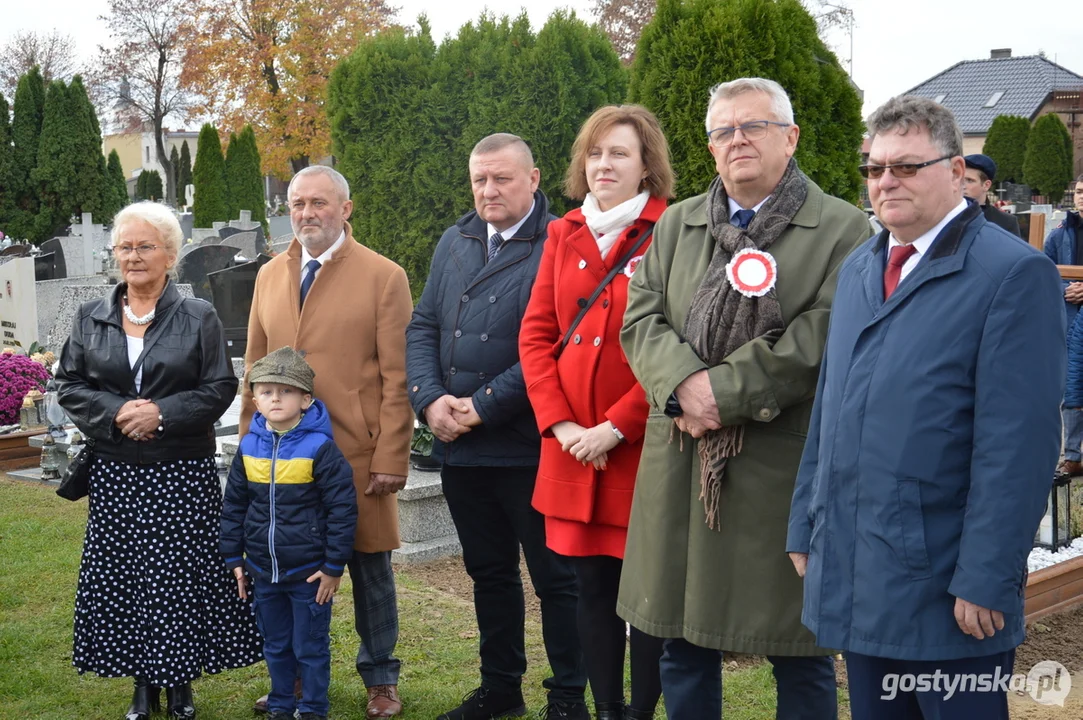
[112,244,162,258]
[859,156,953,180]
[707,120,791,146]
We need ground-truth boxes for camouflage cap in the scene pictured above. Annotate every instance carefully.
[248,346,315,394]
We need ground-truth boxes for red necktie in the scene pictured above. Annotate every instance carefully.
[883,244,918,300]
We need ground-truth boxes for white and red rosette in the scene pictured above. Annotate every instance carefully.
[623,254,645,279]
[725,248,778,297]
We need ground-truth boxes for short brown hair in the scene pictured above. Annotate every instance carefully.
[564,105,675,201]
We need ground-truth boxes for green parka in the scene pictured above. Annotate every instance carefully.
[617,180,870,655]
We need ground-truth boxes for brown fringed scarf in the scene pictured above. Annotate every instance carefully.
[682,158,808,530]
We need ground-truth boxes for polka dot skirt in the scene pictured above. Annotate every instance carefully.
[72,457,264,686]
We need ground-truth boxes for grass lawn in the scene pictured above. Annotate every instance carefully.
[0,476,826,719]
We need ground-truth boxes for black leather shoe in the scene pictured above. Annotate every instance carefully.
[166,682,196,719]
[437,686,527,719]
[595,702,624,720]
[125,677,160,720]
[540,700,590,720]
[623,707,655,720]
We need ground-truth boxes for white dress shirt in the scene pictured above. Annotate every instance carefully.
[888,199,968,283]
[486,200,536,244]
[300,230,347,284]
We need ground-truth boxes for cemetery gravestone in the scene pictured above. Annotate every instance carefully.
[39,238,67,279]
[176,245,241,303]
[34,252,58,282]
[0,257,39,351]
[208,254,270,359]
[35,276,111,345]
[0,245,29,259]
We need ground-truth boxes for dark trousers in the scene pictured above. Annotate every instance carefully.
[442,464,586,702]
[659,637,837,720]
[570,555,663,712]
[346,549,401,687]
[845,650,1016,720]
[254,579,332,716]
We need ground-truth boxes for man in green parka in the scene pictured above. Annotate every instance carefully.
[618,77,871,719]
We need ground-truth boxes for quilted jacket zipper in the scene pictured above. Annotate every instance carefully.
[269,432,281,583]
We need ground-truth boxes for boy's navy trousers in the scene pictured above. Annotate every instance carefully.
[254,577,333,716]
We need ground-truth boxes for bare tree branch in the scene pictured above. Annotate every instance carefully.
[0,30,80,98]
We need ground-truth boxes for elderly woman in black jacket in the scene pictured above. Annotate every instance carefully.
[56,202,262,720]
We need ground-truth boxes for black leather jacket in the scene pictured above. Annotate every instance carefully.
[55,280,238,464]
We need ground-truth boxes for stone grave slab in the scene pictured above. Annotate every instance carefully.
[34,252,58,281]
[192,229,220,243]
[218,226,242,239]
[35,276,111,345]
[0,245,29,258]
[47,283,194,352]
[0,257,38,351]
[224,231,259,260]
[208,259,264,358]
[176,245,241,303]
[39,238,67,279]
[268,216,292,239]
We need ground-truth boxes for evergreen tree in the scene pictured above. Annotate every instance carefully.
[224,130,240,219]
[106,149,129,217]
[142,170,164,201]
[1024,113,1074,204]
[982,115,1029,185]
[629,0,863,202]
[8,66,46,240]
[67,76,110,220]
[0,93,15,229]
[228,125,266,230]
[170,145,181,194]
[192,123,228,226]
[135,171,148,201]
[178,140,193,200]
[30,80,77,242]
[328,11,626,297]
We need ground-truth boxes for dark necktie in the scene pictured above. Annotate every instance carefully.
[732,209,756,229]
[299,259,321,307]
[487,233,504,263]
[883,244,918,300]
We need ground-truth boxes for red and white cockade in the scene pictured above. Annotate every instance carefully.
[725,248,778,298]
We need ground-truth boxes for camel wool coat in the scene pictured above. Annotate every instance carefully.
[240,224,414,553]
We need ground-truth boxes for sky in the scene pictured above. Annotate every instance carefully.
[4,0,1083,122]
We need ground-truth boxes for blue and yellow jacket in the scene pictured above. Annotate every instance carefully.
[220,399,357,583]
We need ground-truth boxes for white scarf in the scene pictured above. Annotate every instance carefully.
[580,190,650,260]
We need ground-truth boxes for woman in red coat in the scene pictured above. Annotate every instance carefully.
[520,105,673,720]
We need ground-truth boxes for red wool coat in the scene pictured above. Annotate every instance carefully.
[519,195,667,558]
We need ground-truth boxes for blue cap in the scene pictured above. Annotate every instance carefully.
[964,154,997,181]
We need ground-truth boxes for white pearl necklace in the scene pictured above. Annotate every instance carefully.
[123,296,156,326]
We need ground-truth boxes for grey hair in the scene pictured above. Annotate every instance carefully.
[705,77,795,133]
[287,165,351,202]
[112,201,182,258]
[866,95,963,158]
[470,133,535,167]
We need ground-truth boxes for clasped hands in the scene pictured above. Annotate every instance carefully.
[551,420,620,470]
[115,398,160,441]
[1066,282,1083,304]
[424,394,483,443]
[672,370,722,439]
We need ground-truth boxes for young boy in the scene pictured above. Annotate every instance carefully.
[221,346,357,720]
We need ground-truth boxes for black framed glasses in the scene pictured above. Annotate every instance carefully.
[859,155,953,180]
[707,120,791,146]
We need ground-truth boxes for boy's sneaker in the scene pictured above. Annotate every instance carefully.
[436,686,527,720]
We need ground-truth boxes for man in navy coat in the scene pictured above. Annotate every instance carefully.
[786,95,1066,719]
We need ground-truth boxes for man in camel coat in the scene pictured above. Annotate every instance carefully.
[241,165,414,719]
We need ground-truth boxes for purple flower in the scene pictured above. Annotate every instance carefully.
[0,354,51,425]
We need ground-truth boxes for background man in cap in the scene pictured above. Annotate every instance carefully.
[963,154,1022,238]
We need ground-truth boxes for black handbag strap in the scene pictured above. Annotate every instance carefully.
[558,226,654,356]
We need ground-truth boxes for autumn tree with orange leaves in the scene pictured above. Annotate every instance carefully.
[180,0,397,177]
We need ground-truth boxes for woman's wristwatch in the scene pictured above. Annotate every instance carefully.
[611,424,625,443]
